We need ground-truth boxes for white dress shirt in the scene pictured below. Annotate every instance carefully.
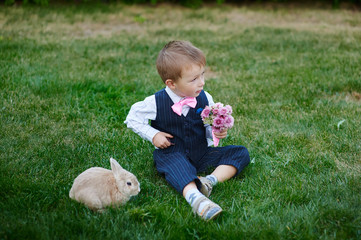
[124,86,215,146]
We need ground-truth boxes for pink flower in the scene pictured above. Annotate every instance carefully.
[225,105,232,114]
[213,116,225,128]
[224,115,234,128]
[201,106,211,119]
[219,107,228,116]
[212,107,219,115]
[214,103,224,109]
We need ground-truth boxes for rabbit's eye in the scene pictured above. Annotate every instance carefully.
[127,182,132,186]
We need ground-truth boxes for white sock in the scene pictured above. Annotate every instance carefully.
[185,188,210,213]
[206,174,218,186]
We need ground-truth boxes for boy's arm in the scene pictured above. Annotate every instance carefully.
[124,95,160,143]
[204,91,215,140]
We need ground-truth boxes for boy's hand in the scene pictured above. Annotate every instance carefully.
[152,132,174,149]
[214,129,227,139]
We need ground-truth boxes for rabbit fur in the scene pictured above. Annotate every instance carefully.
[69,158,140,211]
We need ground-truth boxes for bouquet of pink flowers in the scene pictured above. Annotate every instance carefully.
[200,102,234,147]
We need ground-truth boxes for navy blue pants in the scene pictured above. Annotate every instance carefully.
[153,145,250,194]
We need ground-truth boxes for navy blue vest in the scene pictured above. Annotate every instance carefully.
[151,89,209,161]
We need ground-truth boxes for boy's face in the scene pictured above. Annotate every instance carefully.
[170,64,205,98]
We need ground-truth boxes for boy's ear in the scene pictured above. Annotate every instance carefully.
[165,79,176,89]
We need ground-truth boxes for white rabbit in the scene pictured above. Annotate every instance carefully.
[69,158,140,211]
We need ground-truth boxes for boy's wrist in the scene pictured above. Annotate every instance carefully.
[148,129,161,144]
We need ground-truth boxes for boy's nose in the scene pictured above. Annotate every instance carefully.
[199,78,205,87]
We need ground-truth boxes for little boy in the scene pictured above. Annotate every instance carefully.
[125,40,250,221]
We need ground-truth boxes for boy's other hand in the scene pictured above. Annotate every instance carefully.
[153,132,174,149]
[214,129,227,139]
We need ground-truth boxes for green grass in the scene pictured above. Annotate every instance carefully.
[1,3,361,239]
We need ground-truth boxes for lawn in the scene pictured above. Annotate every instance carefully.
[0,3,360,239]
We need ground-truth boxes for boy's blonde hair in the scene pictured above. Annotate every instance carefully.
[156,41,206,83]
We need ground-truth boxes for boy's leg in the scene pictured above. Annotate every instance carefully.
[198,165,236,196]
[197,145,250,177]
[183,181,198,197]
[196,145,250,195]
[211,165,237,182]
[153,151,200,194]
[153,150,222,221]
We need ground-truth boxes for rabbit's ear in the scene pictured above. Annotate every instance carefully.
[110,158,124,174]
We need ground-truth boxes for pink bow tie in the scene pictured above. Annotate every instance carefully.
[171,97,197,116]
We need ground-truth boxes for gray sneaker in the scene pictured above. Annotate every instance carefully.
[198,176,213,197]
[192,195,222,221]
